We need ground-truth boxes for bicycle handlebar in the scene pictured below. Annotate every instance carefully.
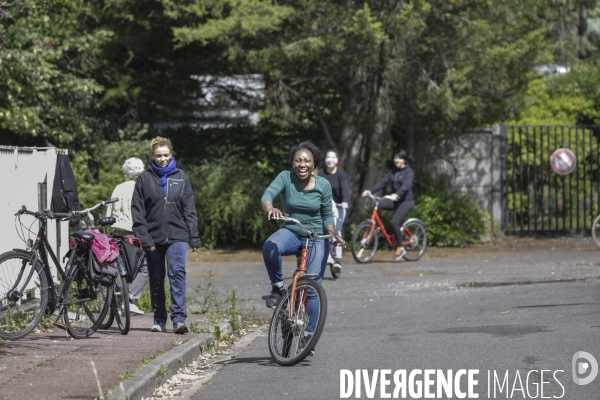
[15,198,120,220]
[274,215,343,245]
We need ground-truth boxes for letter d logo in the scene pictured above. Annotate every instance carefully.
[572,351,598,385]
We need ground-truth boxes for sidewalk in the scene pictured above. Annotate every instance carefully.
[0,312,237,400]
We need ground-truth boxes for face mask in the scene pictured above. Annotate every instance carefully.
[325,156,338,168]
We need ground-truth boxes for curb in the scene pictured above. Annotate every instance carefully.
[106,317,242,400]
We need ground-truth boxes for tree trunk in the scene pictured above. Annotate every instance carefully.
[338,67,368,221]
[579,3,588,59]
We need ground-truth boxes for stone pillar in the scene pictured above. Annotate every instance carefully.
[490,124,504,234]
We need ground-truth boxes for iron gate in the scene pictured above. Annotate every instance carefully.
[501,124,600,234]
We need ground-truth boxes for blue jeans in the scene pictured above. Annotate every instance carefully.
[262,228,329,332]
[145,241,188,325]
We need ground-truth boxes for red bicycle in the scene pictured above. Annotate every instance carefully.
[351,193,427,263]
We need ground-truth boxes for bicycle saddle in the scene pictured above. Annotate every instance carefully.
[71,231,95,242]
[98,216,116,227]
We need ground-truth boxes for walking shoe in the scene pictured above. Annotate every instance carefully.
[333,262,342,274]
[174,322,189,334]
[150,323,166,333]
[129,303,144,315]
[266,285,286,308]
[297,332,313,354]
[393,247,406,261]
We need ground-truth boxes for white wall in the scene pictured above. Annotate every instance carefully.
[0,146,70,281]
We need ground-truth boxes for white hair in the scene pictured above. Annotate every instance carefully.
[122,157,145,180]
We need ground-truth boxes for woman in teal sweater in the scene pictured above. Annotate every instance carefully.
[261,141,343,328]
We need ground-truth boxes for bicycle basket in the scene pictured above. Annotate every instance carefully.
[87,249,119,287]
[116,238,145,283]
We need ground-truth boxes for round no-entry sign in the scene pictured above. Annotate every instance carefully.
[550,148,577,175]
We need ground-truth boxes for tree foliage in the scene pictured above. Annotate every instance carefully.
[4,0,600,247]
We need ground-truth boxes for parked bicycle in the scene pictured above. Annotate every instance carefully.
[351,193,427,263]
[94,216,131,335]
[0,199,120,340]
[592,214,600,248]
[268,215,342,366]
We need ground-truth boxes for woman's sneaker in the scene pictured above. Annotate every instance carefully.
[393,247,406,261]
[129,302,144,315]
[333,262,342,274]
[174,322,189,334]
[266,286,286,308]
[150,323,166,333]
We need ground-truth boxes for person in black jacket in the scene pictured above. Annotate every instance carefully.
[319,149,350,273]
[132,136,201,334]
[362,150,414,261]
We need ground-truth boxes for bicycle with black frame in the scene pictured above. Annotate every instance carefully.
[0,199,120,340]
[96,216,146,335]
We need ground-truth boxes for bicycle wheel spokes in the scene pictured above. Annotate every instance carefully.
[63,271,111,339]
[351,221,379,263]
[268,279,327,366]
[0,251,49,340]
[402,221,427,261]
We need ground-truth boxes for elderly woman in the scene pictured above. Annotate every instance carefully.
[107,157,148,315]
[132,137,201,334]
[261,140,344,347]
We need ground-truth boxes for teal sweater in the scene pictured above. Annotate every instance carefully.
[261,171,335,237]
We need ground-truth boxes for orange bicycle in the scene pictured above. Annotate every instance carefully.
[267,215,342,366]
[351,193,427,263]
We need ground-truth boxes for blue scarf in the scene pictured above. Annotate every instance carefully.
[151,157,177,196]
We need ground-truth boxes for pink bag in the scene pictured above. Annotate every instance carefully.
[85,229,119,264]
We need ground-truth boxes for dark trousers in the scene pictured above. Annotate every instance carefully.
[145,242,188,325]
[378,199,415,247]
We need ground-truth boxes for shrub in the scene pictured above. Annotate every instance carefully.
[411,187,488,246]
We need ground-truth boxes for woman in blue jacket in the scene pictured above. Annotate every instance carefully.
[132,136,201,334]
[362,150,414,261]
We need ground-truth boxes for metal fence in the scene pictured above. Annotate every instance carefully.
[501,125,600,234]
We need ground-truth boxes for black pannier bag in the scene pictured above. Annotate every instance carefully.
[116,238,146,283]
[87,249,119,287]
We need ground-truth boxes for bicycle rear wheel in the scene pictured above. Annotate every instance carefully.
[0,251,49,340]
[351,221,379,263]
[592,214,600,248]
[62,269,112,339]
[268,279,327,366]
[111,273,130,334]
[402,220,427,261]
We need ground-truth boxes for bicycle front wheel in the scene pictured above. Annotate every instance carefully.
[112,273,130,334]
[0,251,49,340]
[62,270,112,339]
[592,214,600,248]
[402,220,427,261]
[268,279,327,366]
[351,221,379,263]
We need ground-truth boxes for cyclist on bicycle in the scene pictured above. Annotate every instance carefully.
[261,141,344,312]
[361,149,414,261]
[319,149,350,274]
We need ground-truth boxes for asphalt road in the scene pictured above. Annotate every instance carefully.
[185,238,600,399]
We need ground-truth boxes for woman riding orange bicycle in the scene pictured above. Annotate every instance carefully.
[261,141,344,352]
[361,149,414,261]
